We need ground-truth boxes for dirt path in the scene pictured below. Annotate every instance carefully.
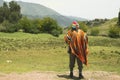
[0,71,120,80]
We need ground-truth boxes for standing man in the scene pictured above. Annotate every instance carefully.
[64,21,89,79]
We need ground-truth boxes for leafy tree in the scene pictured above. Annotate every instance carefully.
[9,12,21,23]
[3,2,10,20]
[41,17,62,36]
[0,1,22,24]
[32,19,42,32]
[9,1,22,23]
[18,17,32,33]
[41,17,58,33]
[0,7,4,23]
[18,17,41,34]
[9,1,21,12]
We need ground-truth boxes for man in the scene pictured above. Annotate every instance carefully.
[64,21,88,79]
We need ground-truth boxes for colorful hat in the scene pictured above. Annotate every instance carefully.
[72,21,79,28]
[72,21,78,25]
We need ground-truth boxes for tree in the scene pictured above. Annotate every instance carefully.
[41,17,62,36]
[41,17,58,33]
[0,7,4,23]
[3,2,10,20]
[9,1,22,23]
[118,9,120,26]
[9,1,21,12]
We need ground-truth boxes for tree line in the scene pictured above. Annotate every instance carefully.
[0,1,62,37]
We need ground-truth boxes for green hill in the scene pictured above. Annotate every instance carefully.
[97,18,117,35]
[88,18,118,36]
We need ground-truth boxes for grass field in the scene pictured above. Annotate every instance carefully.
[0,32,120,75]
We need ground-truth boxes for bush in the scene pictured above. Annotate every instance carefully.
[41,17,62,36]
[90,28,100,36]
[18,17,41,34]
[51,29,60,37]
[108,27,120,38]
[41,17,58,33]
[0,20,18,33]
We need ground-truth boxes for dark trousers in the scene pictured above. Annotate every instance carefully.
[68,46,83,73]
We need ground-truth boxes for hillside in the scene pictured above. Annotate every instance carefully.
[17,1,87,27]
[0,0,87,26]
[88,18,118,36]
[17,1,60,17]
[98,18,118,35]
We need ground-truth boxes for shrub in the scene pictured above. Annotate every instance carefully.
[41,17,62,36]
[0,20,18,33]
[18,17,41,34]
[90,28,100,36]
[108,27,120,38]
[51,29,60,37]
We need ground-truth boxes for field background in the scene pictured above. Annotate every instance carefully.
[0,32,120,75]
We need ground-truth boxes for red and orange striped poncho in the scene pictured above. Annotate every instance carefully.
[64,29,89,65]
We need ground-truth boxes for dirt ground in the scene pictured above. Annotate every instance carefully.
[0,71,120,80]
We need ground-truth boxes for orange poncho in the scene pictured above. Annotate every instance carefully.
[64,29,89,65]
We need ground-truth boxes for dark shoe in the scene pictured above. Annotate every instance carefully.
[69,72,73,78]
[79,73,84,79]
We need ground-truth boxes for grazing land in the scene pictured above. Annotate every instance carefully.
[0,32,120,80]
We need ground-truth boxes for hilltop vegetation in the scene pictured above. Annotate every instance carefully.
[87,18,120,38]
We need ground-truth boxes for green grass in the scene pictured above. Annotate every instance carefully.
[0,32,120,75]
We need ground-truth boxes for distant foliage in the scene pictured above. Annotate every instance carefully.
[85,18,109,27]
[90,28,100,36]
[118,10,120,26]
[41,17,62,36]
[0,1,62,36]
[108,27,120,38]
[17,17,62,36]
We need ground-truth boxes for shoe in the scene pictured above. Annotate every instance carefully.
[69,72,73,78]
[79,73,84,79]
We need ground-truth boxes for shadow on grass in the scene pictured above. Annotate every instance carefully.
[57,74,81,80]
